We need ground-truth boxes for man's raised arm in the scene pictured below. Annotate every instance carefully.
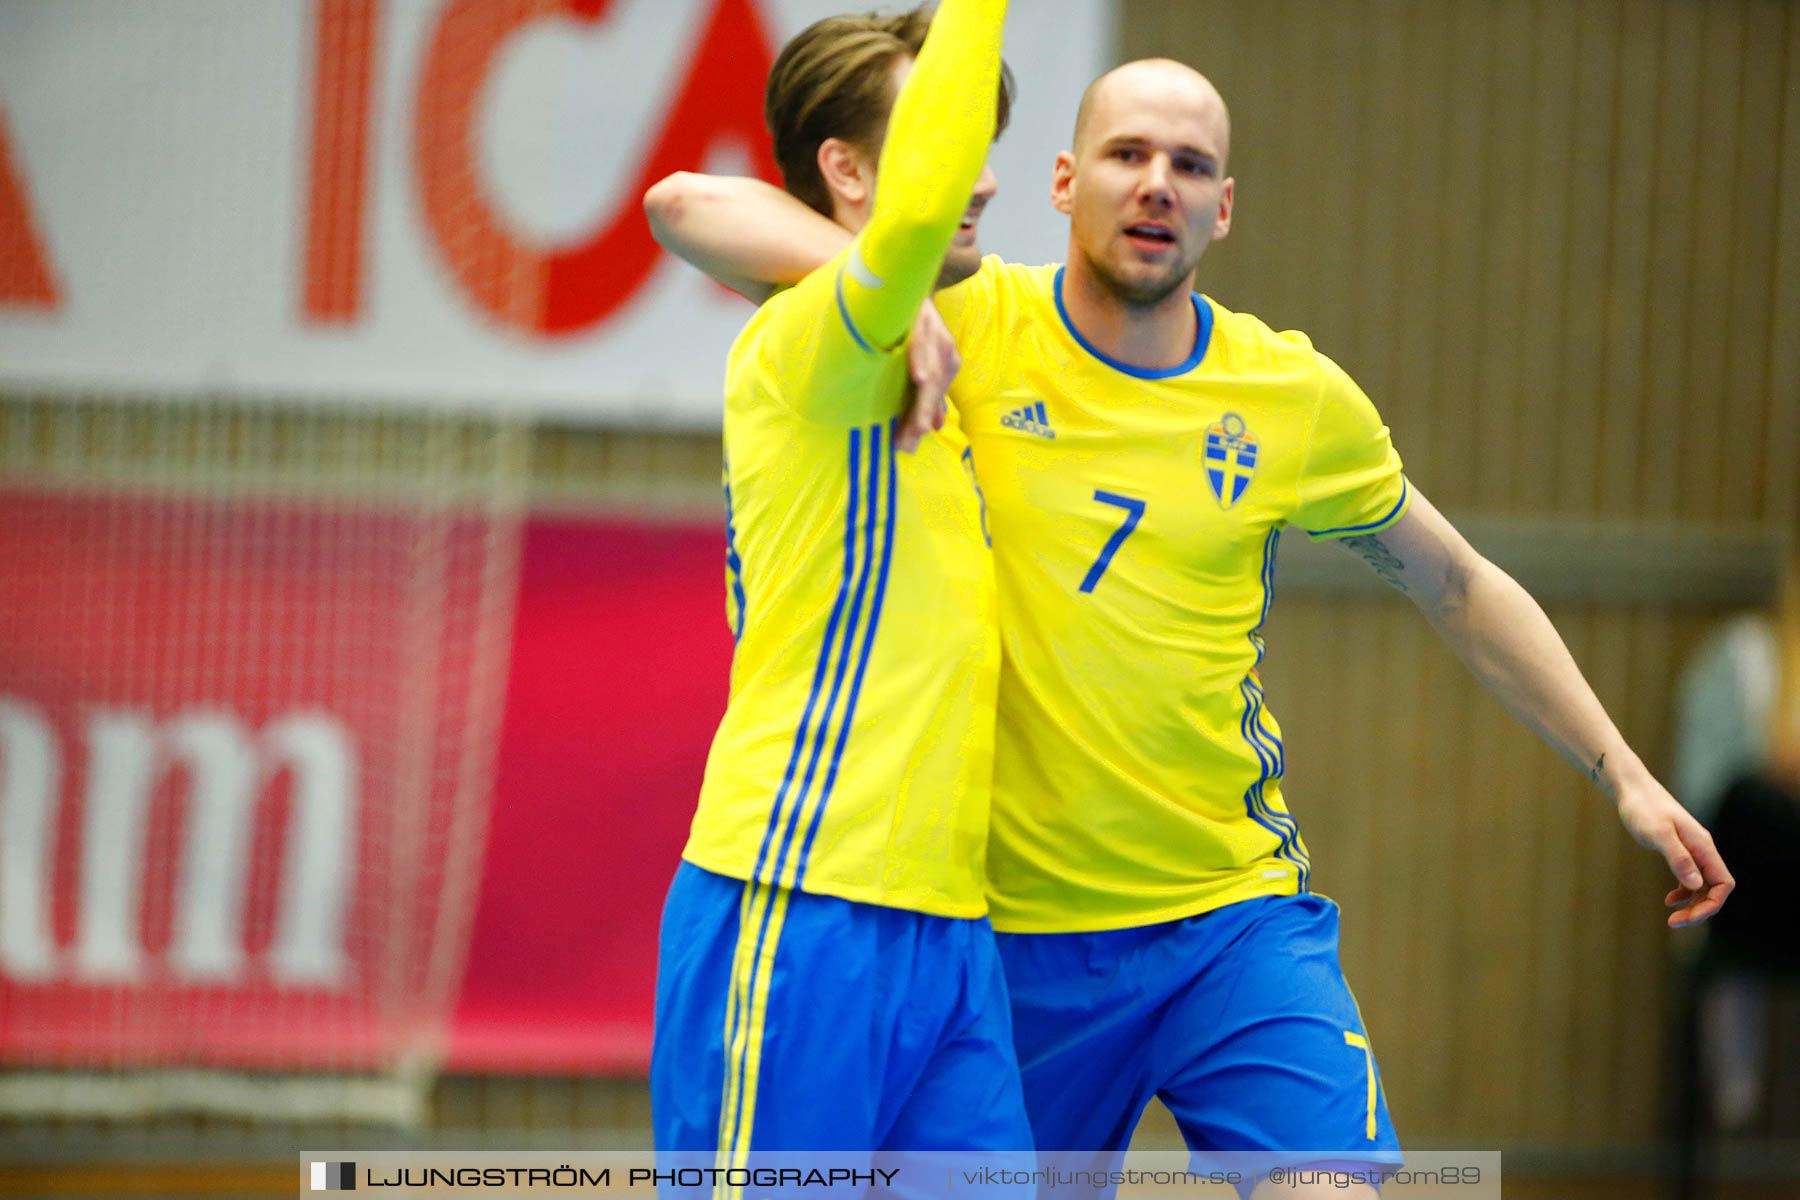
[836,0,1004,351]
[646,0,1002,333]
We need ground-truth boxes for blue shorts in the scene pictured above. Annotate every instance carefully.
[1000,894,1399,1170]
[652,862,1032,1154]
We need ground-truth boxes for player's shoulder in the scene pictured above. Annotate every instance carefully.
[755,252,848,326]
[990,256,1059,289]
[728,250,852,365]
[1207,302,1390,439]
[1201,296,1324,371]
[943,255,1056,306]
[934,257,1057,358]
[1200,296,1368,416]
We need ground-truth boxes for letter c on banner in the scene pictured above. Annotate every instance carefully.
[415,0,779,336]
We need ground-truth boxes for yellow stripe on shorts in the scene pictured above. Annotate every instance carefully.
[714,879,795,1196]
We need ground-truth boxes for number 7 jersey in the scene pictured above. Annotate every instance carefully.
[937,258,1411,933]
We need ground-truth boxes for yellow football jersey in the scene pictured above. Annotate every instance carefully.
[681,250,1000,918]
[681,0,1005,919]
[937,258,1409,932]
[675,7,1008,1166]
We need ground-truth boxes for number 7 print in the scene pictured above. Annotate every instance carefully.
[1078,490,1145,594]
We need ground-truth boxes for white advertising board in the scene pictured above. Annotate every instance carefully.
[0,0,1114,426]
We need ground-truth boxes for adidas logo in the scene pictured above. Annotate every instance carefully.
[1000,401,1056,439]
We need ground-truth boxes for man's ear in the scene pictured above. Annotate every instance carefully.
[1051,150,1076,216]
[818,137,873,210]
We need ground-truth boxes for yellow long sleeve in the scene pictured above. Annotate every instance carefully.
[734,0,1007,429]
[837,0,1006,353]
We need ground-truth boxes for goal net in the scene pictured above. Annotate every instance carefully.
[0,0,530,1124]
[0,402,526,1125]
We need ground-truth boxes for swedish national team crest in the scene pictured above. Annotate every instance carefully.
[1204,413,1258,508]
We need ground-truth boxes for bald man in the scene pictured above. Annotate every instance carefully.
[648,55,1731,1197]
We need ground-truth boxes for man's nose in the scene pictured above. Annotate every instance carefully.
[1139,155,1175,204]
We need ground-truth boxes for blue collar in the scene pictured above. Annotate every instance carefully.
[1053,265,1212,380]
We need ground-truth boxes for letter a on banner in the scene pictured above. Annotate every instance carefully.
[416,0,780,337]
[0,112,60,308]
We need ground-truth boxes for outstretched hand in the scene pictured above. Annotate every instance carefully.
[1614,781,1735,928]
[896,302,958,454]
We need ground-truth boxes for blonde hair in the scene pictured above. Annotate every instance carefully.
[764,5,1013,216]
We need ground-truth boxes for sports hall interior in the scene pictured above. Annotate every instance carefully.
[0,0,1795,1196]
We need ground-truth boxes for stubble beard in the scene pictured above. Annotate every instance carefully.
[1083,240,1198,309]
[936,242,983,290]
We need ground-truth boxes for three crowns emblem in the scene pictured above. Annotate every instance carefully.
[1204,413,1258,508]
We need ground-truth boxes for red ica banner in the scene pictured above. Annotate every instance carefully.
[0,489,729,1075]
[0,1,1107,424]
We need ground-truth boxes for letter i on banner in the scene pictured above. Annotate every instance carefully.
[301,0,379,324]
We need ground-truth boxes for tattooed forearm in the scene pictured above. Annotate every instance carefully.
[1342,533,1408,593]
[1589,753,1606,782]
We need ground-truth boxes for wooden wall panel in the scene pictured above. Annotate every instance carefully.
[1121,0,1797,532]
[1726,2,1784,523]
[1555,0,1617,515]
[1518,0,1577,519]
[1681,2,1738,523]
[1255,598,1711,1145]
[1599,0,1663,521]
[1772,3,1800,533]
[1651,0,1709,522]
[1111,2,1795,1139]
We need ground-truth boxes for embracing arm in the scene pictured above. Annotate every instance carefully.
[1338,489,1735,927]
[642,173,844,304]
[643,170,959,450]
